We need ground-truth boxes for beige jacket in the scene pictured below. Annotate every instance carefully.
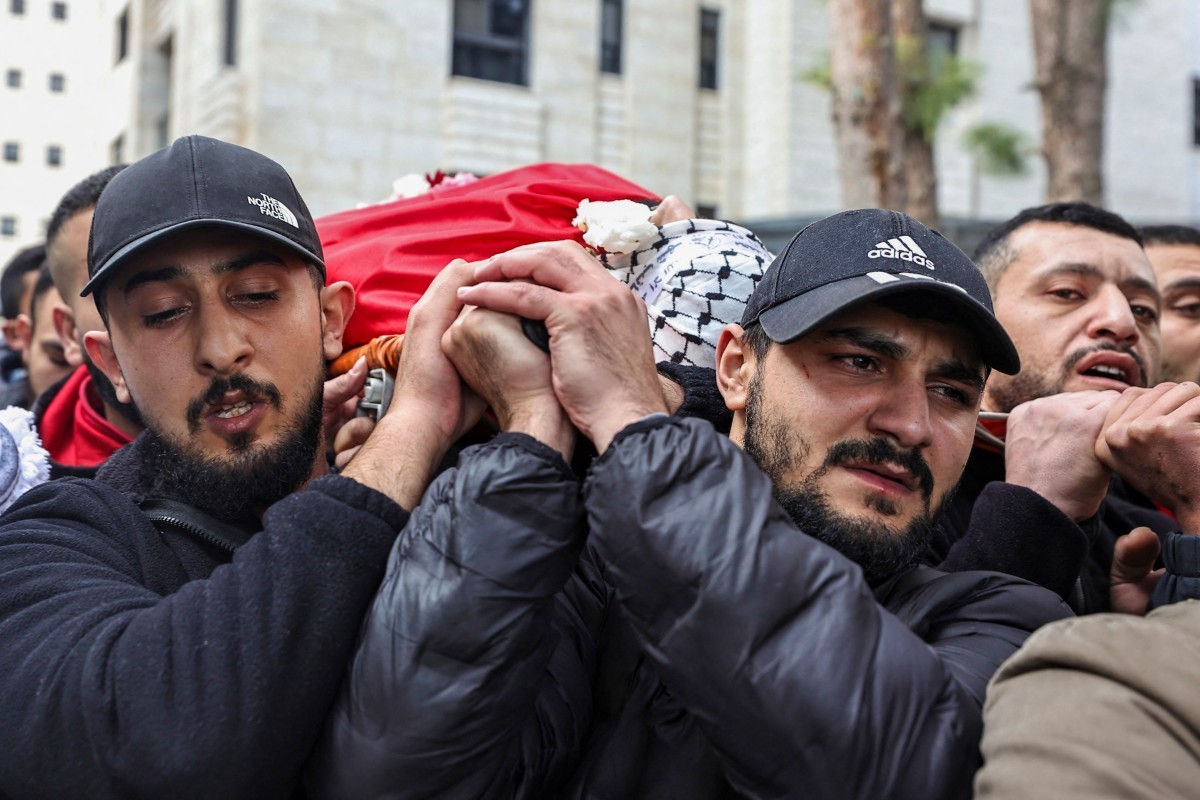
[976,600,1200,799]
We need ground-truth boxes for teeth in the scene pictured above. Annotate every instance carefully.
[1088,365,1124,379]
[214,401,251,419]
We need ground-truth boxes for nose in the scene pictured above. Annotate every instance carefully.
[866,378,934,451]
[194,302,253,375]
[1086,285,1139,346]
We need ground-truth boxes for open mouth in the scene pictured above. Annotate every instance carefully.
[213,400,254,419]
[1074,351,1142,388]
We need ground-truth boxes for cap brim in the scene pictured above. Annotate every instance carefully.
[757,274,1021,374]
[81,218,326,297]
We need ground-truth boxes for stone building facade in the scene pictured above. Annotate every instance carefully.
[4,0,1200,264]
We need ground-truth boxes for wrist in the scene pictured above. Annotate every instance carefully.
[505,403,576,461]
[590,403,669,453]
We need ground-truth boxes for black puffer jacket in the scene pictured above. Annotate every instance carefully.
[310,417,1069,799]
[931,443,1177,613]
[0,434,407,799]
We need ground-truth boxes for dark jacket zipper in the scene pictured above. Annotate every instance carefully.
[145,513,239,554]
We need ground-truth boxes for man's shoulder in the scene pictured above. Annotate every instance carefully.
[878,564,1072,635]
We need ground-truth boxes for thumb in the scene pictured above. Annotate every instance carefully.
[323,357,368,410]
[1111,526,1161,583]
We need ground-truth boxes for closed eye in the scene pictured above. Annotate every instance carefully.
[144,306,188,328]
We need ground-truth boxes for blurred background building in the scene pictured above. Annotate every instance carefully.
[3,0,1200,263]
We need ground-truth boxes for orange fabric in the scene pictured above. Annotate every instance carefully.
[330,335,404,377]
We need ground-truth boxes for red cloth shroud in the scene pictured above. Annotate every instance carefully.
[316,163,659,350]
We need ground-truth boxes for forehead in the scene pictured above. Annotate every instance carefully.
[1145,242,1200,282]
[1003,221,1155,288]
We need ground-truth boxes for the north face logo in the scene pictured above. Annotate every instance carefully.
[867,236,934,269]
[247,193,299,228]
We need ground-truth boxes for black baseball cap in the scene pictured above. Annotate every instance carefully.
[82,135,325,297]
[741,209,1020,374]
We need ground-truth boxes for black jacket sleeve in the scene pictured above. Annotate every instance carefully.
[937,481,1091,604]
[0,475,405,800]
[1149,531,1200,610]
[306,433,600,800]
[585,416,1068,800]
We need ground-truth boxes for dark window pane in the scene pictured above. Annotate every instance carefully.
[600,0,622,75]
[5,69,19,88]
[51,1,66,20]
[452,0,529,86]
[0,217,16,237]
[2,142,18,162]
[223,0,237,66]
[1193,78,1200,147]
[115,8,129,64]
[699,9,719,90]
[46,145,62,167]
[48,73,64,92]
[927,22,959,57]
[10,0,25,16]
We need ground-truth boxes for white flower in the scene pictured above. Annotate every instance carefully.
[572,199,657,254]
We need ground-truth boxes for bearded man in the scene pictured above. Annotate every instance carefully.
[309,210,1069,800]
[0,136,482,799]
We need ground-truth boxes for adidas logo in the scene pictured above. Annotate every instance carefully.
[247,193,299,228]
[867,236,934,269]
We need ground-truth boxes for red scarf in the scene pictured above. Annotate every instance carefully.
[39,366,134,467]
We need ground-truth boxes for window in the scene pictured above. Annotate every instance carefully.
[48,73,64,92]
[0,217,16,238]
[699,8,719,90]
[9,0,24,15]
[46,145,62,167]
[5,69,19,88]
[2,142,18,163]
[451,0,530,86]
[222,0,237,66]
[115,7,129,64]
[51,1,66,20]
[696,203,718,219]
[927,22,960,57]
[1193,78,1200,147]
[110,134,124,165]
[600,0,622,75]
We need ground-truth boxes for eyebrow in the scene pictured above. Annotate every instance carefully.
[1162,276,1200,296]
[122,250,288,297]
[1042,262,1161,306]
[820,326,985,390]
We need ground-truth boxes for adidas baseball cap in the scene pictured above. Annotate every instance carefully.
[741,209,1020,374]
[82,135,324,297]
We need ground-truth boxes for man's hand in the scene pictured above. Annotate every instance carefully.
[443,305,575,459]
[322,356,368,455]
[1096,382,1200,531]
[457,241,667,451]
[1110,526,1164,615]
[1004,391,1121,522]
[340,259,486,509]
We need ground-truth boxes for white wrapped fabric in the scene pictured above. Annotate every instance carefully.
[601,219,774,367]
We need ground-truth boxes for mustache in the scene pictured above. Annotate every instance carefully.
[821,438,935,501]
[186,373,282,433]
[1063,343,1147,387]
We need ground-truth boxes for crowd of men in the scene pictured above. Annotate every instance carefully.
[0,134,1194,799]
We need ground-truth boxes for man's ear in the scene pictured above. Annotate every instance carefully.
[716,323,754,412]
[3,314,30,353]
[52,305,84,368]
[83,330,131,404]
[319,280,356,361]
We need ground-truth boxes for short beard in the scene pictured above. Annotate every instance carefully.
[742,369,938,585]
[986,343,1148,413]
[136,369,324,524]
[84,351,143,428]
